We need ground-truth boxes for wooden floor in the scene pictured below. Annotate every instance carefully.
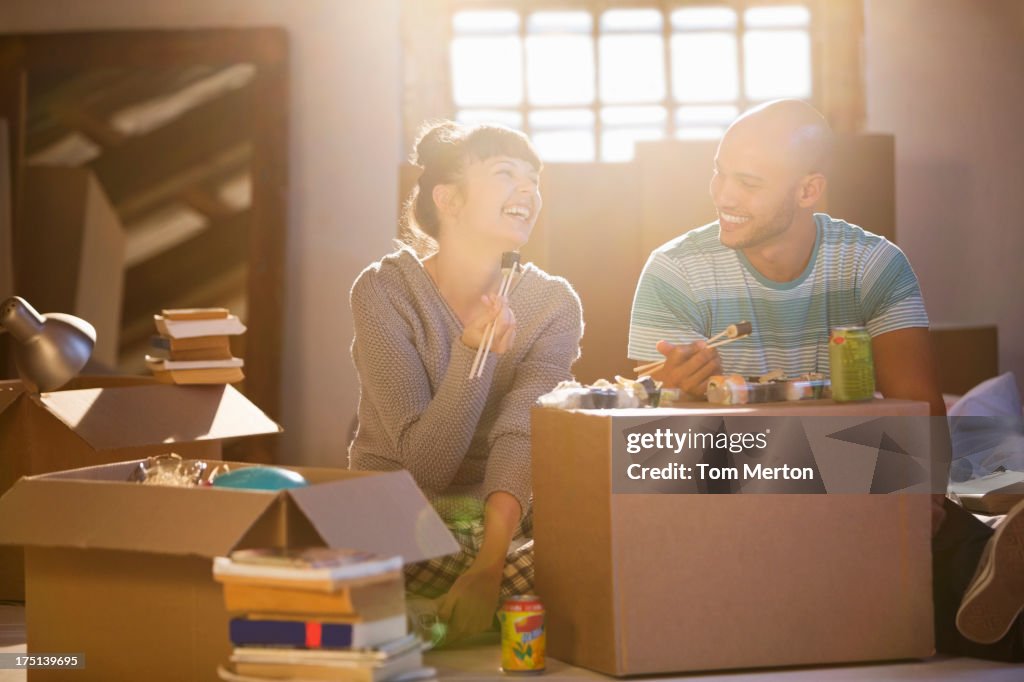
[426,632,1023,681]
[2,605,1020,681]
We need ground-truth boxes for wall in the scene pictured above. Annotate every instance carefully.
[865,0,1024,392]
[0,0,402,466]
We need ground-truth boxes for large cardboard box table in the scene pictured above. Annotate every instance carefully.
[532,399,935,676]
[0,460,458,681]
[0,376,282,600]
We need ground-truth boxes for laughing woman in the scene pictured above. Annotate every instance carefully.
[348,121,583,642]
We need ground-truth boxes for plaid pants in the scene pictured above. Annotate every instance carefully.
[404,514,534,599]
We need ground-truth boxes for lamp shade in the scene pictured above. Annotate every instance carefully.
[0,296,96,392]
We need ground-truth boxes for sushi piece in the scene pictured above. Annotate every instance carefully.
[706,374,750,405]
[727,321,753,338]
[706,321,754,349]
[785,373,830,401]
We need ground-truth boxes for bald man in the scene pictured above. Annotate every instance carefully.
[628,99,1024,660]
[629,99,939,411]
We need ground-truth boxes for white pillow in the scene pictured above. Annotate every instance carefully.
[949,372,1022,417]
[948,373,1024,482]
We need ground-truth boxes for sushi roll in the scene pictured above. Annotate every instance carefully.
[727,321,753,338]
[706,374,750,405]
[784,379,816,401]
[784,373,830,401]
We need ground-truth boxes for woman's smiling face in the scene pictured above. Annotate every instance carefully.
[452,155,542,250]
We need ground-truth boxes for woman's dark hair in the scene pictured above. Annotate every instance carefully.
[400,120,542,255]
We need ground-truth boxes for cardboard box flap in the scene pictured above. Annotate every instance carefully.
[0,381,24,416]
[0,476,279,557]
[39,383,281,450]
[288,470,459,565]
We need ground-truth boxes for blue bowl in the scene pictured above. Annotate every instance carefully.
[211,466,308,491]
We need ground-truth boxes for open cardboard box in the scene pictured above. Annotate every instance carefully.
[0,460,458,681]
[0,376,282,600]
[532,399,936,676]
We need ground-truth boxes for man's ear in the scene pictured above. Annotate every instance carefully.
[797,173,827,208]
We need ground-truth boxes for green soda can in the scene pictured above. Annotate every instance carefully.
[829,326,875,402]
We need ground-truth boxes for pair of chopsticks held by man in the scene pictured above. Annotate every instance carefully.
[346,100,1024,659]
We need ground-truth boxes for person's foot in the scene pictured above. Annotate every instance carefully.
[956,499,1024,644]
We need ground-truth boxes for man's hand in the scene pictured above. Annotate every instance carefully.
[437,559,504,643]
[649,340,722,399]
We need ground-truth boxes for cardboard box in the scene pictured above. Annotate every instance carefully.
[19,166,126,367]
[0,460,458,681]
[532,399,935,676]
[0,376,282,600]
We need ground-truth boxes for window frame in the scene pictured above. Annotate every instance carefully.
[447,0,822,161]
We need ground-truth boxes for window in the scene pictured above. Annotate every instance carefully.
[450,3,814,162]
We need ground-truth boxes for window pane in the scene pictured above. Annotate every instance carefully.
[601,106,665,161]
[456,109,524,130]
[601,9,662,32]
[530,109,595,129]
[599,35,665,103]
[453,10,519,34]
[675,126,726,140]
[528,11,591,33]
[743,31,811,99]
[671,7,737,30]
[532,131,595,162]
[530,109,594,162]
[527,35,594,105]
[451,36,523,106]
[675,104,738,127]
[671,33,738,102]
[602,127,665,162]
[601,105,666,127]
[675,104,737,141]
[745,6,811,28]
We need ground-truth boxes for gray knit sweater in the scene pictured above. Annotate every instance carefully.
[348,248,583,522]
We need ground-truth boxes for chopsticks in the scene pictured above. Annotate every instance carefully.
[633,321,752,377]
[469,252,519,379]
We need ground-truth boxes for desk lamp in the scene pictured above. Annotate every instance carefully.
[0,296,95,392]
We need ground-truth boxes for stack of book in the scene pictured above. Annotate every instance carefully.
[146,308,246,384]
[213,547,429,681]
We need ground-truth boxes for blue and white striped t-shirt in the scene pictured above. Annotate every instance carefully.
[627,214,929,378]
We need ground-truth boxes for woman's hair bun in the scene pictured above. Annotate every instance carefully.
[412,120,461,169]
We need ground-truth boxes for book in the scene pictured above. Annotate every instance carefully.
[145,355,244,371]
[151,366,245,385]
[233,633,421,663]
[154,314,246,339]
[161,307,230,321]
[217,663,437,682]
[229,614,406,649]
[220,574,406,619]
[950,470,1024,515]
[151,334,233,353]
[227,634,424,682]
[215,548,403,589]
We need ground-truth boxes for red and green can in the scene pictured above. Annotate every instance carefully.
[829,326,875,402]
[499,595,546,674]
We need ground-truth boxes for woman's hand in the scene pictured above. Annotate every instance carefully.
[437,491,520,643]
[437,559,504,643]
[462,294,516,354]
